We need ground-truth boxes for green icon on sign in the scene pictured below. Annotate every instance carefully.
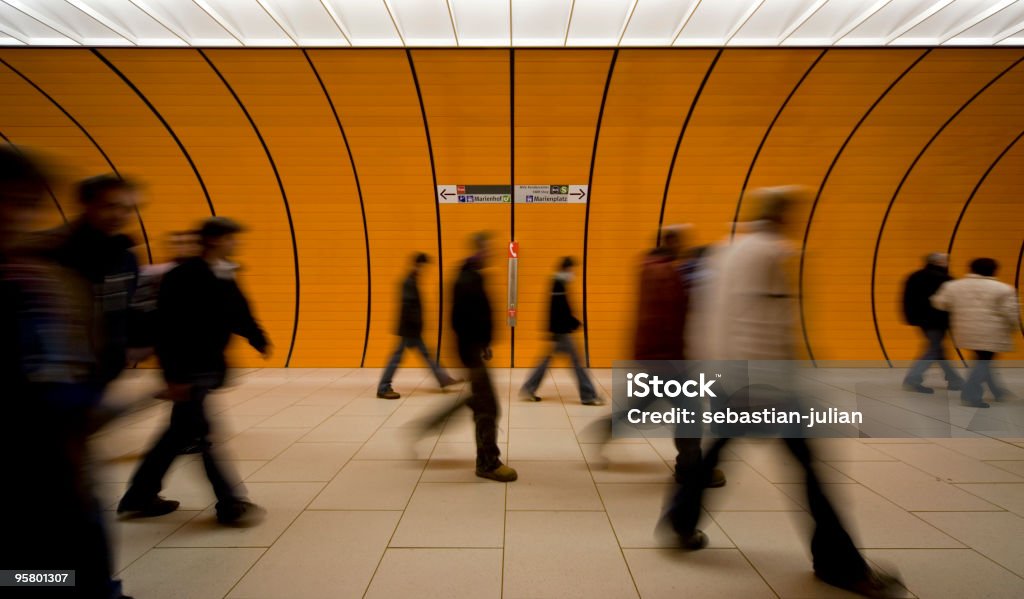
[560,186,569,194]
[502,195,510,202]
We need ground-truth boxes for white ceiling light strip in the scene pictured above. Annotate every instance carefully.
[993,17,1024,43]
[254,0,298,45]
[939,0,1019,44]
[616,0,640,46]
[832,0,894,44]
[724,0,767,44]
[2,0,85,44]
[63,0,138,45]
[445,0,459,46]
[563,0,576,47]
[671,0,703,45]
[778,0,830,45]
[128,0,192,45]
[0,20,28,44]
[883,0,957,45]
[381,0,406,46]
[191,0,245,46]
[317,0,352,46]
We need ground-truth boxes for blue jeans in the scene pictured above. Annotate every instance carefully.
[521,333,596,401]
[963,350,1003,403]
[904,327,963,386]
[378,336,449,393]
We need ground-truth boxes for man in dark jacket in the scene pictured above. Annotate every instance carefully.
[377,252,458,399]
[902,253,964,393]
[421,232,516,482]
[47,174,148,388]
[519,256,599,404]
[119,217,270,525]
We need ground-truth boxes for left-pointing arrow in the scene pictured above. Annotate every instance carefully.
[439,189,452,199]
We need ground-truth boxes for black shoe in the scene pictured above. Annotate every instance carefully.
[674,468,726,488]
[117,495,180,518]
[961,400,990,408]
[216,500,266,526]
[377,388,401,400]
[816,568,905,598]
[679,529,708,550]
[581,397,604,406]
[439,376,462,390]
[520,389,541,402]
[902,382,934,394]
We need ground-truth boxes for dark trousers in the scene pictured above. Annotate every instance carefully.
[423,347,502,471]
[668,437,868,585]
[963,350,1003,403]
[378,335,449,393]
[904,327,962,386]
[125,385,240,511]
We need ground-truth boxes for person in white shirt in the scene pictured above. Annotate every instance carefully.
[931,257,1020,407]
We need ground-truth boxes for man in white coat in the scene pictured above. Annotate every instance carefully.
[931,258,1020,408]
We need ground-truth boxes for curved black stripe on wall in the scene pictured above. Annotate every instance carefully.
[1016,239,1024,338]
[509,49,515,367]
[871,55,1024,366]
[799,49,930,365]
[303,50,373,368]
[947,127,1024,347]
[582,49,619,369]
[0,57,153,264]
[405,49,445,363]
[0,130,66,222]
[198,49,301,367]
[656,49,723,244]
[92,49,216,217]
[730,49,826,240]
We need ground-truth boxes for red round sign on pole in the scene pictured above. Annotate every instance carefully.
[508,241,519,258]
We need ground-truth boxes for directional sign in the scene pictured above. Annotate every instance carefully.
[438,185,511,204]
[514,184,588,204]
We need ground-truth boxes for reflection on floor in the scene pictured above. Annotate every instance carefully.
[93,367,1024,599]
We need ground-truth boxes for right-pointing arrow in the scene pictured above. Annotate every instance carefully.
[572,189,586,199]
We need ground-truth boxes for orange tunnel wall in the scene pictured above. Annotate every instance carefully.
[1,48,1021,368]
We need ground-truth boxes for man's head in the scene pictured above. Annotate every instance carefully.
[969,257,998,277]
[659,225,685,259]
[559,256,576,273]
[198,216,244,260]
[78,174,137,235]
[926,252,949,269]
[471,231,492,265]
[753,186,798,226]
[0,146,48,238]
[412,252,430,272]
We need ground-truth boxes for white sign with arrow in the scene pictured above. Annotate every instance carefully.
[514,184,588,204]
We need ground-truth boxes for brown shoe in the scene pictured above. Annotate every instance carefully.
[476,464,518,482]
[377,389,401,400]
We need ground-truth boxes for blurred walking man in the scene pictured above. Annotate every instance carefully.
[519,256,600,405]
[901,253,963,393]
[377,252,458,399]
[119,217,270,525]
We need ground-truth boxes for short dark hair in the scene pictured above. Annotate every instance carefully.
[198,216,243,244]
[969,258,997,277]
[77,174,134,205]
[471,231,491,252]
[0,146,48,205]
[414,252,430,265]
[560,256,576,270]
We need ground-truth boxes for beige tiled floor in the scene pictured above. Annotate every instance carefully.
[93,367,1024,598]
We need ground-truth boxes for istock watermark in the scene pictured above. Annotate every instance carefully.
[610,360,1024,439]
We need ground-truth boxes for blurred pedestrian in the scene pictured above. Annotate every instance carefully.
[901,253,963,393]
[0,147,131,598]
[519,256,600,405]
[666,187,904,598]
[420,232,517,482]
[119,216,270,525]
[377,252,459,399]
[931,258,1019,407]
